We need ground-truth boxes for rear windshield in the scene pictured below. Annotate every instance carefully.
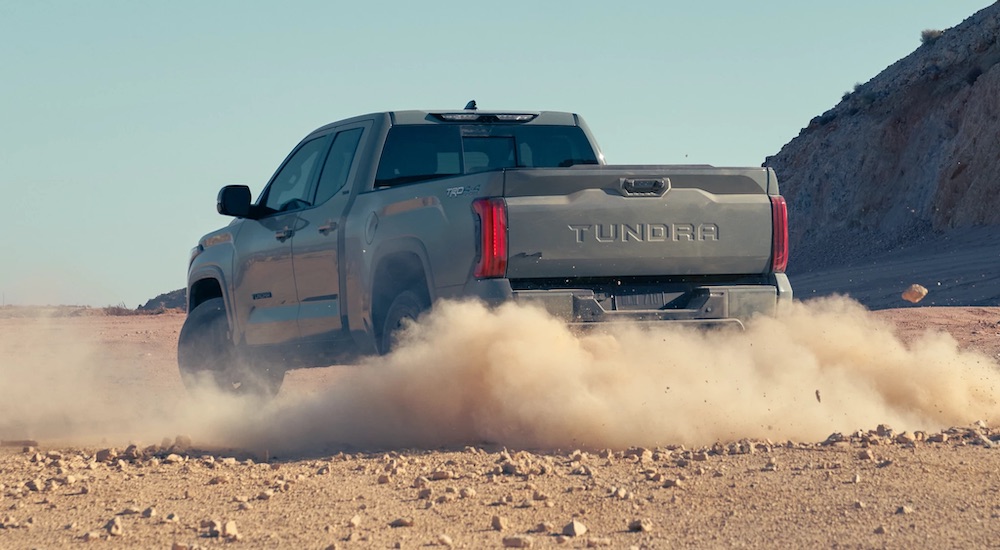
[375,124,598,187]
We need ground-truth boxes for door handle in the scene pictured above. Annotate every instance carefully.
[318,221,338,235]
[275,227,293,242]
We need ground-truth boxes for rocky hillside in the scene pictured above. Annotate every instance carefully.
[766,3,1000,272]
[138,288,185,312]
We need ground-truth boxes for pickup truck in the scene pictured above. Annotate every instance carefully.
[179,105,792,395]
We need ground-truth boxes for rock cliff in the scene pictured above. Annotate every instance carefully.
[766,3,1000,272]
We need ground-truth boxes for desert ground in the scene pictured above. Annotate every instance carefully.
[1,302,999,549]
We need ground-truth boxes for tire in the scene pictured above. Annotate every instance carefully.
[377,290,429,355]
[177,298,284,397]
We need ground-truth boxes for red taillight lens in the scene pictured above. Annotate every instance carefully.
[472,198,507,278]
[770,196,788,273]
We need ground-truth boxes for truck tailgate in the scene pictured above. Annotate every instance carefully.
[503,167,774,278]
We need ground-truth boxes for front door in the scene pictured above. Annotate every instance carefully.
[233,134,330,345]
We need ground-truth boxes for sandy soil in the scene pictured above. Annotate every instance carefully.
[1,307,999,548]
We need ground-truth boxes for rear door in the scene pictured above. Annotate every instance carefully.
[233,135,330,345]
[503,167,774,278]
[291,122,369,338]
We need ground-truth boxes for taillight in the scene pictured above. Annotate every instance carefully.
[770,196,788,273]
[472,198,508,278]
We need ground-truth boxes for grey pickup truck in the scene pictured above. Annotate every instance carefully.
[179,104,792,395]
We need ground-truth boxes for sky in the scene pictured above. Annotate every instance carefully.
[1,0,994,307]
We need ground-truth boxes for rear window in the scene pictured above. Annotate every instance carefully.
[375,124,598,187]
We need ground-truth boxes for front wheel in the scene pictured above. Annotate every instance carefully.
[177,298,284,397]
[377,290,429,355]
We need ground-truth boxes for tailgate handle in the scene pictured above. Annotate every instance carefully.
[621,177,669,196]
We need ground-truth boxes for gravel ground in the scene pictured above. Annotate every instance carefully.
[1,308,999,548]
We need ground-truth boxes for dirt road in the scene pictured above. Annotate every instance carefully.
[1,305,998,548]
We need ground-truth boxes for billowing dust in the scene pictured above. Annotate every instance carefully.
[2,297,999,454]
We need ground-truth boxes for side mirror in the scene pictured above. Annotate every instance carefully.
[217,185,253,218]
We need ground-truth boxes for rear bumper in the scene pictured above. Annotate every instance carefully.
[463,273,792,327]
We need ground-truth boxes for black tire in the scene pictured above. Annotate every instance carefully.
[377,290,429,355]
[177,298,284,397]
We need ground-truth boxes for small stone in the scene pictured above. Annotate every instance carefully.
[222,520,240,540]
[530,521,554,533]
[377,474,391,484]
[430,470,455,480]
[563,520,588,537]
[852,473,861,484]
[662,478,684,489]
[95,448,117,463]
[928,433,948,443]
[349,514,362,527]
[502,535,535,548]
[532,490,549,501]
[854,501,866,509]
[105,516,124,536]
[238,502,253,511]
[142,507,156,518]
[163,454,183,464]
[390,517,414,527]
[459,487,476,499]
[208,475,230,485]
[858,449,874,461]
[874,525,886,534]
[492,515,509,531]
[202,519,223,537]
[628,518,653,532]
[122,445,142,460]
[896,505,914,515]
[165,512,179,523]
[418,488,433,500]
[83,531,102,542]
[902,284,928,303]
[437,534,454,547]
[258,489,275,500]
[412,476,430,489]
[26,479,43,492]
[895,432,916,444]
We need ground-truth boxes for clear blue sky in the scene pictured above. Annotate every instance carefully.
[1,1,992,307]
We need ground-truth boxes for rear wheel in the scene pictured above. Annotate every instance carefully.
[177,298,284,397]
[377,290,429,355]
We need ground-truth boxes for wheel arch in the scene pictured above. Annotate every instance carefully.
[370,249,433,341]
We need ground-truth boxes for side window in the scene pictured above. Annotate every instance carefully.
[261,136,330,213]
[314,128,363,205]
[375,126,462,187]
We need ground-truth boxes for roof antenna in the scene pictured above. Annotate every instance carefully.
[464,100,477,110]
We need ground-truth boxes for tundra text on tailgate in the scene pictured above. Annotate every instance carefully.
[179,104,792,396]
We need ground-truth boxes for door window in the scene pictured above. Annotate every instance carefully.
[260,136,330,213]
[314,128,364,205]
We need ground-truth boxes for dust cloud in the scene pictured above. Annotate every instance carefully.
[2,298,999,453]
[229,297,1000,453]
